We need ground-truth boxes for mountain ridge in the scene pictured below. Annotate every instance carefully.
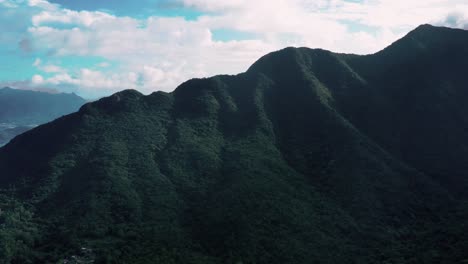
[0,87,86,146]
[0,86,86,124]
[0,25,467,263]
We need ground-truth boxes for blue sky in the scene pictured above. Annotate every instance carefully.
[1,0,467,98]
[49,0,164,14]
[49,0,204,19]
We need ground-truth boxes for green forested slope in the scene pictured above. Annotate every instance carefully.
[0,24,467,263]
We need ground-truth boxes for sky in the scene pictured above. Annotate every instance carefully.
[1,0,468,99]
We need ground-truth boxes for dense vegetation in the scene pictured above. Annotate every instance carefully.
[0,24,467,263]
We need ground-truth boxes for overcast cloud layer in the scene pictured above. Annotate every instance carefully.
[1,0,468,98]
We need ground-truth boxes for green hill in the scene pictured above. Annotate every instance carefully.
[0,24,467,263]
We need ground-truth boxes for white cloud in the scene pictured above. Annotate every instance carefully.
[32,58,66,73]
[41,64,65,73]
[4,0,468,98]
[33,58,41,67]
[26,11,272,96]
[98,62,110,68]
[1,0,18,8]
[437,12,468,29]
[31,74,44,84]
[28,0,56,10]
[32,9,113,27]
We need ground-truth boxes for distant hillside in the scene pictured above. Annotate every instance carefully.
[0,125,32,146]
[0,87,86,125]
[0,25,467,263]
[0,88,86,145]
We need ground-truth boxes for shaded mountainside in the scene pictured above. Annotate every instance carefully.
[0,24,467,263]
[0,125,32,146]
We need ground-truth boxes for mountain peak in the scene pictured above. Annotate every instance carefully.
[404,23,467,41]
[1,24,468,263]
[112,89,143,99]
[246,46,301,73]
[247,47,334,75]
[0,87,15,93]
[413,23,436,31]
[95,89,143,104]
[371,24,468,60]
[80,89,144,114]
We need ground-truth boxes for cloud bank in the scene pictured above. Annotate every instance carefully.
[1,0,468,98]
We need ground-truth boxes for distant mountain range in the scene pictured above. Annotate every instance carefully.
[0,24,467,263]
[0,87,86,146]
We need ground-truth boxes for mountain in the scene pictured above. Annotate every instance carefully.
[0,87,86,125]
[0,125,32,146]
[0,24,467,263]
[0,87,86,146]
